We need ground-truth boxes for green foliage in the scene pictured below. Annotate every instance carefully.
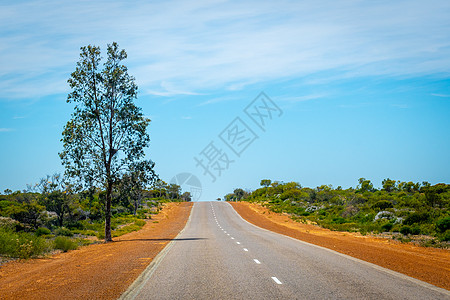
[35,227,51,236]
[112,219,146,237]
[372,200,393,211]
[382,178,397,192]
[439,230,450,242]
[400,225,413,235]
[54,236,78,252]
[54,227,73,237]
[0,228,51,258]
[260,179,272,187]
[381,222,394,232]
[226,179,450,246]
[436,217,450,233]
[7,201,45,230]
[403,212,430,225]
[60,42,155,241]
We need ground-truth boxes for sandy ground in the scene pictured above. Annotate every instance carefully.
[230,201,450,290]
[0,202,192,300]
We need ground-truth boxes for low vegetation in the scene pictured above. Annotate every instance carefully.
[225,178,450,248]
[0,176,190,259]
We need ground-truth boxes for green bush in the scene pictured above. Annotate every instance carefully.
[436,217,450,233]
[372,200,393,210]
[439,230,450,242]
[404,212,430,225]
[54,236,78,252]
[400,225,413,235]
[0,228,51,258]
[0,216,20,230]
[381,222,394,232]
[54,227,73,237]
[411,226,421,235]
[35,227,51,236]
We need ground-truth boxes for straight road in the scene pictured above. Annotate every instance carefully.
[124,201,450,300]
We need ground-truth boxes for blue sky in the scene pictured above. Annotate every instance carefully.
[1,0,449,200]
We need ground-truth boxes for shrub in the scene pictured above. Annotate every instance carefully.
[331,217,347,224]
[0,228,51,258]
[403,212,430,225]
[411,226,421,235]
[400,225,412,235]
[381,222,394,232]
[54,227,73,237]
[372,200,393,211]
[439,230,450,242]
[0,216,20,230]
[436,217,450,233]
[35,227,51,236]
[54,236,78,252]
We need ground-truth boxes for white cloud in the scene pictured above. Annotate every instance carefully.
[431,93,450,98]
[0,128,14,132]
[279,94,327,103]
[1,0,450,100]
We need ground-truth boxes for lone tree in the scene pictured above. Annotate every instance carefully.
[60,42,154,242]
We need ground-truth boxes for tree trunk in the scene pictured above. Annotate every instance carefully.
[104,180,113,242]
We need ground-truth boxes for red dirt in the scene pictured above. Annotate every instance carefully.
[0,202,192,300]
[230,201,450,290]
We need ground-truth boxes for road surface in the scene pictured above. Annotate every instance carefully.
[122,201,450,300]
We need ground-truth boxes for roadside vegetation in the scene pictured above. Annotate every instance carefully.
[1,43,196,260]
[225,178,450,248]
[0,177,190,259]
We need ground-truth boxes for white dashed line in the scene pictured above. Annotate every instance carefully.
[231,237,235,240]
[271,277,282,284]
[243,248,248,252]
[236,242,241,245]
[253,259,261,264]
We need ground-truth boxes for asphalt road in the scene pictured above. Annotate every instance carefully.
[122,201,450,300]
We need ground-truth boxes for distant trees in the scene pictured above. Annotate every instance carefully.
[382,178,397,192]
[357,178,374,193]
[60,42,155,242]
[233,188,245,201]
[260,179,271,187]
[115,161,156,215]
[36,174,75,227]
[223,178,450,242]
[182,192,192,202]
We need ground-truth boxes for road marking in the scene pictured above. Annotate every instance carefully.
[227,233,230,236]
[236,242,241,244]
[272,277,282,284]
[253,259,261,264]
[231,237,235,240]
[243,248,248,251]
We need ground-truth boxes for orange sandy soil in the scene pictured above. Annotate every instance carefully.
[231,201,450,290]
[0,202,192,300]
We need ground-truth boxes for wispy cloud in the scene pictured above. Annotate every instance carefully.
[431,93,450,98]
[1,0,450,101]
[279,94,327,103]
[0,128,14,132]
[197,95,241,106]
